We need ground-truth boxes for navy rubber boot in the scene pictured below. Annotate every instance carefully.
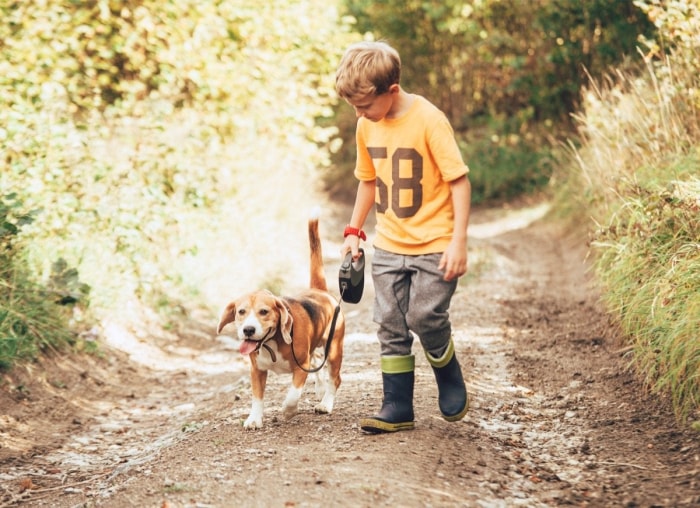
[360,355,415,433]
[426,339,468,422]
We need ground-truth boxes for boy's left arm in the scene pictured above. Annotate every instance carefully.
[439,175,471,281]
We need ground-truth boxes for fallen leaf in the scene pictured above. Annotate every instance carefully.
[19,478,36,492]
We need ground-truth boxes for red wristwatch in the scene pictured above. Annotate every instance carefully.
[343,225,367,241]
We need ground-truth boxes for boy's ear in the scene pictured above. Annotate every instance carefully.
[389,83,400,94]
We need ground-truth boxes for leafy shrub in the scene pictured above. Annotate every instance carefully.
[592,175,700,420]
[461,130,556,204]
[0,1,356,337]
[560,1,700,422]
[0,194,78,368]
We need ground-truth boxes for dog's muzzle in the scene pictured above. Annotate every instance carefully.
[239,328,277,361]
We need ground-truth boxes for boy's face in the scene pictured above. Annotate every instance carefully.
[345,85,398,122]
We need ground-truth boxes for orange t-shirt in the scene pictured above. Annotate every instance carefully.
[355,95,469,255]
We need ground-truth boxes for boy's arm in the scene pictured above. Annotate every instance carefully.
[343,179,375,260]
[439,175,471,281]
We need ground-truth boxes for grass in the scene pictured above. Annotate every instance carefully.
[558,6,700,423]
[0,263,76,368]
[0,194,78,368]
[592,176,699,419]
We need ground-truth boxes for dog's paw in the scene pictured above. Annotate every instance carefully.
[314,399,334,414]
[243,416,263,429]
[281,404,299,420]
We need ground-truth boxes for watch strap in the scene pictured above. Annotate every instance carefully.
[343,225,367,241]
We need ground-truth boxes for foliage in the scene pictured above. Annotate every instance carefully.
[0,194,76,368]
[341,0,655,129]
[0,193,37,252]
[591,175,700,420]
[461,127,556,204]
[0,0,356,357]
[559,0,700,422]
[327,0,654,203]
[530,0,654,121]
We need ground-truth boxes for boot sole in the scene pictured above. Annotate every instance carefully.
[359,418,415,433]
[441,395,469,422]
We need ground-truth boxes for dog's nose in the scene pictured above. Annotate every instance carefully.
[243,326,256,337]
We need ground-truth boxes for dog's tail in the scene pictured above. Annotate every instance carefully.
[308,207,327,291]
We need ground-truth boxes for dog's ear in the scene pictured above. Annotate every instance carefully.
[275,298,294,344]
[217,302,237,334]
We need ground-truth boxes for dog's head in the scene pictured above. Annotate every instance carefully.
[217,290,294,351]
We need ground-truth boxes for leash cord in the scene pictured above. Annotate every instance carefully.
[291,286,345,373]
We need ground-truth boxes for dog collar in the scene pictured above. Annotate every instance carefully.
[261,343,277,362]
[254,328,278,362]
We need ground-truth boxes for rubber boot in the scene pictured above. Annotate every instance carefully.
[360,355,415,433]
[425,339,468,422]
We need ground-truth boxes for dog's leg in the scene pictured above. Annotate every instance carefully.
[281,371,308,420]
[314,366,336,414]
[244,366,268,429]
[316,334,344,414]
[313,370,326,400]
[311,349,326,399]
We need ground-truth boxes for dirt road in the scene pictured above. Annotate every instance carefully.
[1,201,698,507]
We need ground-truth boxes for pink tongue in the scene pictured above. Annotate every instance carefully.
[239,340,259,355]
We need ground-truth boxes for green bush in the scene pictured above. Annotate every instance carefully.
[0,1,356,348]
[592,174,700,420]
[461,130,556,204]
[0,194,78,368]
[558,1,700,422]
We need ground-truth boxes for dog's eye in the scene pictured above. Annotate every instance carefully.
[237,308,246,316]
[258,309,269,316]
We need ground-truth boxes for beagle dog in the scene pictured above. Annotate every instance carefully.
[216,215,345,429]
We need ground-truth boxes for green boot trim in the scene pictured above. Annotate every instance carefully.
[381,354,415,374]
[426,339,469,422]
[425,338,455,368]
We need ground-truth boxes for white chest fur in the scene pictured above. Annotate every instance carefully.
[255,342,292,374]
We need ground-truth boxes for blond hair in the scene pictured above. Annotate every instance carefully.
[335,41,401,100]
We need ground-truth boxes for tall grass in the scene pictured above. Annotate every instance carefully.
[592,176,700,419]
[560,1,700,422]
[0,194,77,367]
[0,263,78,368]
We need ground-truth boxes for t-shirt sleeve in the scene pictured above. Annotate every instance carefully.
[354,119,377,181]
[428,114,469,182]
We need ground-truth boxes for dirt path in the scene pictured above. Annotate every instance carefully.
[1,201,698,507]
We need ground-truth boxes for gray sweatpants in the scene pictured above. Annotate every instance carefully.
[371,247,458,357]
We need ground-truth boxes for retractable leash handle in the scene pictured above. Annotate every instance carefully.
[294,248,365,373]
[339,248,365,304]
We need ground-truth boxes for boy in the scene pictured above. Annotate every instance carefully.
[336,41,471,433]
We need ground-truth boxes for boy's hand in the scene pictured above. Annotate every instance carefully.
[341,235,362,261]
[439,239,468,281]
